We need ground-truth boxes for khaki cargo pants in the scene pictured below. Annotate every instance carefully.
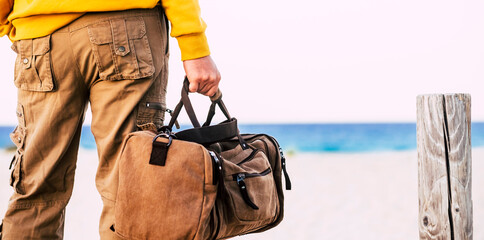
[2,7,169,240]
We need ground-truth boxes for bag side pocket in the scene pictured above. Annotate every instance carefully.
[216,149,280,238]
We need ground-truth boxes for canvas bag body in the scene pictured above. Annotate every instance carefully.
[114,130,218,240]
[113,79,291,239]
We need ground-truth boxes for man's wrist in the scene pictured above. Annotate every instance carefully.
[177,32,210,61]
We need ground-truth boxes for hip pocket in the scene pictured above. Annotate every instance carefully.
[88,17,155,81]
[12,36,55,92]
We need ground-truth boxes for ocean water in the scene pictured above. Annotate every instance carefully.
[0,123,483,153]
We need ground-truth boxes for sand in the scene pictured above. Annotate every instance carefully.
[0,148,482,240]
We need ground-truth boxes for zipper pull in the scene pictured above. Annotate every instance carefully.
[236,173,245,185]
[279,147,292,190]
[235,173,259,210]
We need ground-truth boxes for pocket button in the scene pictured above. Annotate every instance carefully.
[22,58,29,64]
[118,46,126,52]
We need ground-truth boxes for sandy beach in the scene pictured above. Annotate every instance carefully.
[0,148,482,240]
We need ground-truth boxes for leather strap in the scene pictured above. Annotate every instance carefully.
[203,99,231,127]
[169,77,232,129]
[167,99,183,131]
[167,77,248,149]
[181,80,201,128]
[210,88,222,102]
[175,118,239,144]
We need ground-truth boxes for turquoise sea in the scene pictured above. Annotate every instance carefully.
[0,123,483,153]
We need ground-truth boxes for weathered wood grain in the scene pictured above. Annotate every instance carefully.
[417,94,472,240]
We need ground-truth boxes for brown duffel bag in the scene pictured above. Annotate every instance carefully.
[113,80,291,239]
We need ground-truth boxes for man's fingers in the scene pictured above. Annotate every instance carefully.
[197,81,212,95]
[183,55,221,96]
[206,88,218,97]
[188,81,199,93]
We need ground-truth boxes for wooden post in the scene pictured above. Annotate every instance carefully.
[417,94,472,240]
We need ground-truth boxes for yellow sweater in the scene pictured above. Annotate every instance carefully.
[0,0,209,60]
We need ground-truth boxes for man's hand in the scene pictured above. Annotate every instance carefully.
[183,55,221,97]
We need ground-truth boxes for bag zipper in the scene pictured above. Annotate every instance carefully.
[236,148,259,166]
[227,134,292,191]
[232,168,271,210]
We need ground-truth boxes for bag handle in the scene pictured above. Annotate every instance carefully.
[165,77,248,148]
[203,91,232,127]
[168,77,231,130]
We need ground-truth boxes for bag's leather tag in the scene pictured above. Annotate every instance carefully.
[150,141,169,166]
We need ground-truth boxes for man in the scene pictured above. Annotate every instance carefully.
[0,0,221,239]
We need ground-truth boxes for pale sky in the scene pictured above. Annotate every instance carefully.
[0,0,483,125]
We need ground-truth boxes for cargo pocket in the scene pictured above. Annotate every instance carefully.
[9,152,25,195]
[136,79,166,130]
[135,55,168,131]
[12,36,55,92]
[9,104,27,195]
[135,99,165,131]
[88,17,155,81]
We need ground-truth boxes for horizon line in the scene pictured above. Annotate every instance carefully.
[0,121,484,126]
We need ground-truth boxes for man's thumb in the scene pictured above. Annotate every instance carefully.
[189,81,199,93]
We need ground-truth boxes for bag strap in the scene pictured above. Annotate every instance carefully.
[175,119,239,144]
[168,77,231,130]
[165,77,248,148]
[167,79,198,129]
[203,93,231,127]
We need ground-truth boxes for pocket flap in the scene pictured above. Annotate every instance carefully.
[32,35,51,56]
[16,35,51,59]
[10,126,26,150]
[125,17,146,39]
[88,17,147,45]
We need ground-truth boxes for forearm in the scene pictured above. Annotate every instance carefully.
[162,0,220,97]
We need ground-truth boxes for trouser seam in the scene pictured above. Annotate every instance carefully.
[67,32,88,87]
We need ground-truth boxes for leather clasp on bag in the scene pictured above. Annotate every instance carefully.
[149,133,173,166]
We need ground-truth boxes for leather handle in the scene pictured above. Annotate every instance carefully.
[181,79,201,128]
[168,77,231,130]
[209,89,222,102]
[167,77,248,150]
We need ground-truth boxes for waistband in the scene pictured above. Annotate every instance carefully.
[57,7,162,33]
